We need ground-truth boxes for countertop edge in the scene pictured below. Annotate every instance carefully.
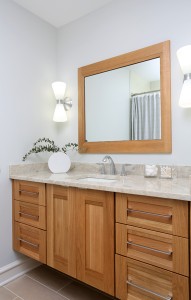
[9,173,191,202]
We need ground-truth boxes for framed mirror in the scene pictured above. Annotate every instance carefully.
[78,41,171,153]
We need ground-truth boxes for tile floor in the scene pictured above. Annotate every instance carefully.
[1,265,115,300]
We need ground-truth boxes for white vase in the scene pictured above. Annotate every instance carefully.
[48,152,71,173]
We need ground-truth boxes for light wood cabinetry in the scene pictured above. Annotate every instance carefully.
[47,185,114,296]
[115,255,189,300]
[47,185,76,278]
[12,180,190,299]
[115,193,189,300]
[13,180,46,263]
[75,188,114,295]
[14,222,46,262]
[116,223,189,276]
[116,193,188,237]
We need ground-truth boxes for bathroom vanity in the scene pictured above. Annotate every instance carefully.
[10,163,191,300]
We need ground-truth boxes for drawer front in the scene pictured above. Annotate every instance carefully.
[116,224,189,276]
[13,180,46,206]
[15,200,46,230]
[115,193,188,238]
[14,222,46,263]
[115,255,189,300]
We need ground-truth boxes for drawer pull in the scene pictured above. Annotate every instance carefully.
[127,208,172,219]
[18,238,39,248]
[19,190,39,197]
[127,280,172,300]
[127,241,172,255]
[19,211,39,220]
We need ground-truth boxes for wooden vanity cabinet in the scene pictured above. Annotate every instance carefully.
[12,181,190,299]
[116,193,188,237]
[13,180,46,263]
[115,255,189,300]
[47,185,76,277]
[115,193,189,300]
[47,185,114,296]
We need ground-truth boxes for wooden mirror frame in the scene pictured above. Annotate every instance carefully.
[78,41,171,153]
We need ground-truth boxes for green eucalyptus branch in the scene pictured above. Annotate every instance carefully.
[22,138,78,161]
[61,142,78,154]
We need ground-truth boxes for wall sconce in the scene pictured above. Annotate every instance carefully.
[52,81,72,122]
[177,45,191,107]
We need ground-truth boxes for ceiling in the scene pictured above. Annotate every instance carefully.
[12,0,113,28]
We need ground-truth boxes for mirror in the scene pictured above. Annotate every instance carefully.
[85,58,160,142]
[78,41,171,153]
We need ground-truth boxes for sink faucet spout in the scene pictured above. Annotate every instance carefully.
[102,155,116,175]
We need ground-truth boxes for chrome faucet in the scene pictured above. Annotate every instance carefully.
[102,155,116,175]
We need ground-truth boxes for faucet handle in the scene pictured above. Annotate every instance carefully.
[97,163,106,174]
[120,164,127,176]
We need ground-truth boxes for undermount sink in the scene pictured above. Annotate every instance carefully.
[77,177,118,183]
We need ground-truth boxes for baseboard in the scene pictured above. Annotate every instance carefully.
[0,258,41,286]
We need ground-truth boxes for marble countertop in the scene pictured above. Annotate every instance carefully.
[9,163,191,201]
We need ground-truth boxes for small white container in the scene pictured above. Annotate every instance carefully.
[159,165,172,179]
[144,165,158,177]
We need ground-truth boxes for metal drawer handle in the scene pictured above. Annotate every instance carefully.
[127,208,172,219]
[19,190,39,196]
[19,211,39,220]
[127,280,172,300]
[18,238,39,248]
[127,241,172,255]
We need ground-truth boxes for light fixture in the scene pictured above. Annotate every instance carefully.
[177,45,191,107]
[52,81,72,122]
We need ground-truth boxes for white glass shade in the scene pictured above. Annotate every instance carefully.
[177,45,191,74]
[52,81,66,99]
[179,79,191,107]
[53,103,67,122]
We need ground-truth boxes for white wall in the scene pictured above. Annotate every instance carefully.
[57,0,191,165]
[0,0,57,267]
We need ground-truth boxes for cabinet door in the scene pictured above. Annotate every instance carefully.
[76,189,114,296]
[14,180,46,206]
[116,224,189,276]
[14,222,46,263]
[47,185,76,278]
[116,193,188,238]
[15,200,46,229]
[115,255,189,300]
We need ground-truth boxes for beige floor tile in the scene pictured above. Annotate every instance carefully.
[5,276,68,300]
[58,281,112,300]
[27,265,72,291]
[0,287,18,300]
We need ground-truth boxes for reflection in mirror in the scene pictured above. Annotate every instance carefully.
[78,41,171,153]
[85,58,160,142]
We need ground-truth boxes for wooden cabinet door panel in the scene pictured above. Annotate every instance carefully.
[14,180,45,206]
[14,222,46,263]
[15,200,46,229]
[115,255,189,300]
[116,193,188,237]
[116,224,189,276]
[76,189,114,296]
[47,185,76,278]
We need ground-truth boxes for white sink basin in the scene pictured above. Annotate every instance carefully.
[78,177,117,183]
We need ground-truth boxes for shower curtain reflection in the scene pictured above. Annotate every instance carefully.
[130,91,161,140]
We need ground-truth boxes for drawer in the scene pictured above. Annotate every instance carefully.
[115,255,189,300]
[115,193,188,238]
[15,200,46,230]
[116,224,189,276]
[14,222,46,263]
[13,180,46,206]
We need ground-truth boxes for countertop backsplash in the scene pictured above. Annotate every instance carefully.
[9,162,191,178]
